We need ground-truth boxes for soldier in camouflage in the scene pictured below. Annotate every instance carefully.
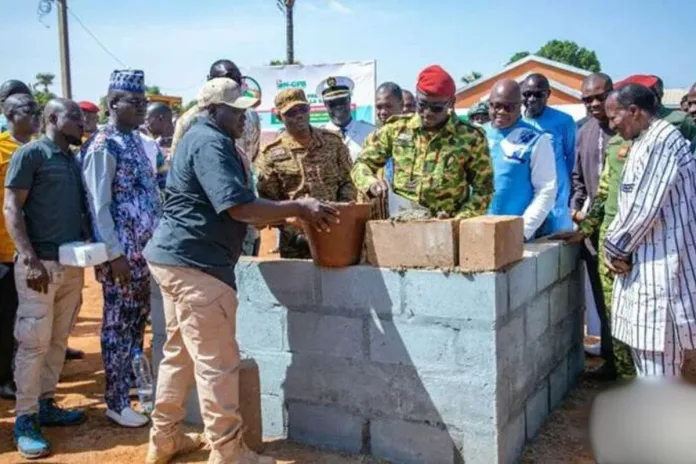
[255,88,356,259]
[352,65,493,218]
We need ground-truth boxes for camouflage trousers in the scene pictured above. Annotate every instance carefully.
[599,225,637,380]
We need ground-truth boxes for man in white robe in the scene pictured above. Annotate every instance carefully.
[604,83,696,377]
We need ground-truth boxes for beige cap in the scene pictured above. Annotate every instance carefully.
[197,77,259,110]
[274,88,309,115]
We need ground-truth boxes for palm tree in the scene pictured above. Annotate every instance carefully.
[276,0,296,64]
[35,73,55,93]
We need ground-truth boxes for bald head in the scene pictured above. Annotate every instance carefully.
[146,102,174,138]
[146,102,172,119]
[582,73,613,123]
[489,79,522,128]
[208,59,242,85]
[521,73,551,118]
[0,80,31,105]
[43,98,84,146]
[582,73,613,92]
[491,79,521,101]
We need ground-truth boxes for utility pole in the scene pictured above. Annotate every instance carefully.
[56,0,72,99]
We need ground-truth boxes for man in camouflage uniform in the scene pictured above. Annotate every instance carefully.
[352,65,493,218]
[255,88,356,259]
[573,75,696,380]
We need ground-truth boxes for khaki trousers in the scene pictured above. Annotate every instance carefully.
[14,259,84,416]
[148,263,243,456]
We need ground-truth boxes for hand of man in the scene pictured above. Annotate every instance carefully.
[548,230,586,244]
[571,210,586,223]
[368,180,390,199]
[296,198,340,232]
[605,256,631,275]
[25,255,50,294]
[110,256,131,285]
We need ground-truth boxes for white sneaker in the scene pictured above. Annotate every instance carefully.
[106,407,150,428]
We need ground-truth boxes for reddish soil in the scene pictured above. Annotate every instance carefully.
[7,273,692,463]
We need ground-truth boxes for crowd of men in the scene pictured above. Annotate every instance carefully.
[1,56,696,463]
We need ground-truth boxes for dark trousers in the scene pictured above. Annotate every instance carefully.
[581,235,614,370]
[0,262,18,385]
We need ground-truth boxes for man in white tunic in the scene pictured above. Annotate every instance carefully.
[603,83,696,377]
[318,76,374,163]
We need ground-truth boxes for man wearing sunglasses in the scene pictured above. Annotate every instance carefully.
[255,88,356,259]
[352,65,493,219]
[80,70,161,428]
[485,79,556,241]
[521,73,576,236]
[318,76,375,163]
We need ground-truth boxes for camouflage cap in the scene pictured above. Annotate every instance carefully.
[275,88,309,115]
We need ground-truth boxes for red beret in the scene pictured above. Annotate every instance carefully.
[615,74,658,89]
[78,101,100,113]
[416,65,456,98]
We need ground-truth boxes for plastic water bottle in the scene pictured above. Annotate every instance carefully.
[132,348,154,414]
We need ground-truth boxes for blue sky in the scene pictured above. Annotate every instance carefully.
[2,0,695,104]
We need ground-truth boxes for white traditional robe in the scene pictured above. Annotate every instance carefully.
[605,118,696,352]
[321,119,375,163]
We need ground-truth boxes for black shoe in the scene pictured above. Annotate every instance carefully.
[585,363,617,381]
[65,347,85,361]
[0,381,16,400]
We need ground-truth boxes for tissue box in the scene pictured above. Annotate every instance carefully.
[59,242,109,268]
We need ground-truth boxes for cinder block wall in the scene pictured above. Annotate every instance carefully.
[151,242,584,464]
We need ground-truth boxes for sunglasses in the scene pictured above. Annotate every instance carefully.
[581,92,609,105]
[490,102,519,113]
[416,99,450,114]
[522,90,547,99]
[15,105,41,117]
[283,105,310,118]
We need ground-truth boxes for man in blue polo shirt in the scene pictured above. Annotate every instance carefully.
[144,78,338,464]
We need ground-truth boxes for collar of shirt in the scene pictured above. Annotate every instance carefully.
[39,135,72,157]
[280,127,323,150]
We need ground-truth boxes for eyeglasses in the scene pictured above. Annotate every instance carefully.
[283,105,310,118]
[490,102,519,113]
[522,90,547,100]
[416,99,450,114]
[581,92,609,105]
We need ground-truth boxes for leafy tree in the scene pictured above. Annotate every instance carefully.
[98,96,108,124]
[145,85,162,96]
[275,0,297,64]
[183,100,197,112]
[270,59,302,66]
[32,73,57,108]
[461,71,482,84]
[506,40,601,72]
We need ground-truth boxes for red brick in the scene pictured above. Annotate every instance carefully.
[365,219,459,268]
[459,216,523,272]
[240,359,264,453]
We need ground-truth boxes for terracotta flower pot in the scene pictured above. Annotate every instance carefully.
[303,202,372,268]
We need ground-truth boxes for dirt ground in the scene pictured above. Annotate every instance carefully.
[0,273,621,464]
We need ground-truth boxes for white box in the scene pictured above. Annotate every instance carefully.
[59,242,109,268]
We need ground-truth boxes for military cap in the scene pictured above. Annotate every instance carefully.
[274,88,309,115]
[317,76,355,102]
[467,101,489,117]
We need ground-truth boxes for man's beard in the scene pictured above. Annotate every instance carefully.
[66,134,83,146]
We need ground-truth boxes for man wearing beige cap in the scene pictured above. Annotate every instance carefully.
[255,88,356,259]
[144,78,339,464]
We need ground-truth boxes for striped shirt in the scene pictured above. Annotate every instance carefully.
[605,118,696,352]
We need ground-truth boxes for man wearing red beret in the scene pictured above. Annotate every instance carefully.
[78,101,100,143]
[352,65,493,218]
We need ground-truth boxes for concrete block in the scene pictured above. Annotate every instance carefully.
[371,419,457,464]
[567,343,585,383]
[549,357,569,411]
[370,319,458,367]
[525,337,555,383]
[508,256,537,311]
[456,324,498,372]
[525,242,561,292]
[237,306,286,352]
[403,270,508,322]
[286,312,363,359]
[236,258,319,307]
[239,359,263,453]
[365,219,459,268]
[549,279,570,325]
[498,410,527,464]
[525,292,550,343]
[459,216,524,272]
[283,355,362,408]
[525,382,549,440]
[320,266,402,316]
[559,244,580,279]
[568,267,585,311]
[287,403,363,453]
[261,394,285,438]
[243,352,292,395]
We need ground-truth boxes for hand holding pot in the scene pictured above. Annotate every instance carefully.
[296,198,340,232]
[368,180,390,198]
